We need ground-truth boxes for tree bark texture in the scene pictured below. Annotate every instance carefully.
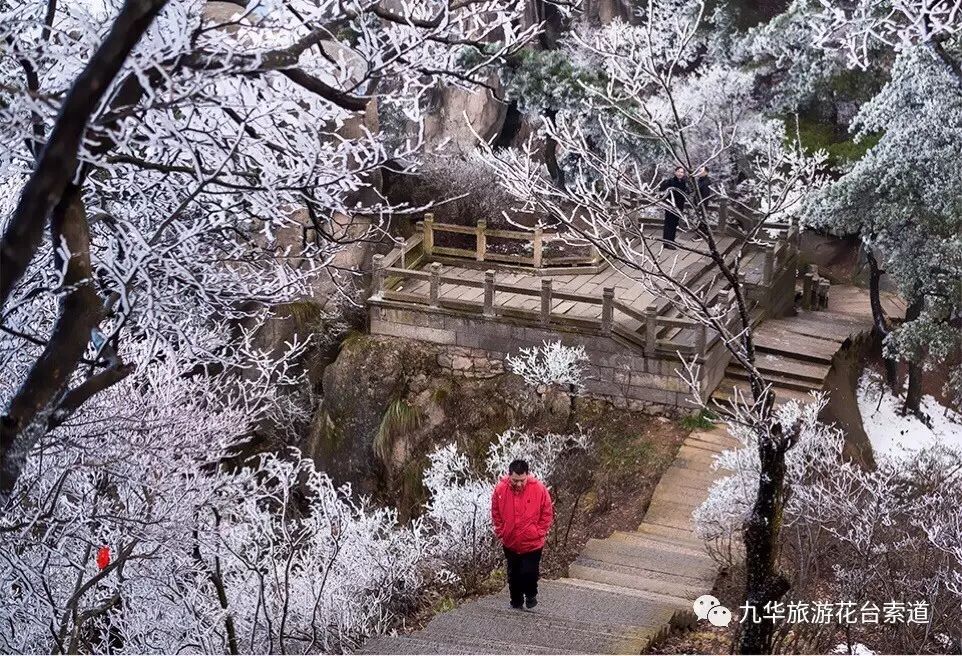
[866,249,899,392]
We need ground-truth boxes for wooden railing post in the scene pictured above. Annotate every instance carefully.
[371,254,385,300]
[540,279,552,325]
[429,262,441,308]
[423,213,434,256]
[717,197,729,232]
[802,272,814,310]
[696,323,707,358]
[483,270,495,317]
[476,220,486,261]
[601,287,614,334]
[818,279,830,310]
[533,226,543,269]
[763,248,775,286]
[644,304,657,356]
[790,215,801,249]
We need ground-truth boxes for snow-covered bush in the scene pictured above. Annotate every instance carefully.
[0,356,435,654]
[506,340,588,392]
[695,395,962,653]
[422,429,589,575]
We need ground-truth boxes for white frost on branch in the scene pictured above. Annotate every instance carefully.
[506,340,589,391]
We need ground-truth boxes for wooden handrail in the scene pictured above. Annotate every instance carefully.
[418,213,597,269]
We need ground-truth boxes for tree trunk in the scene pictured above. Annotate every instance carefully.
[0,186,104,503]
[738,426,794,654]
[866,249,899,392]
[0,0,169,308]
[903,296,925,415]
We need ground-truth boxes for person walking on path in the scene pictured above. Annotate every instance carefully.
[491,459,554,610]
[658,166,688,248]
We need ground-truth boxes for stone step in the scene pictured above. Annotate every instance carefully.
[753,334,836,365]
[686,430,740,451]
[423,603,609,654]
[607,530,709,558]
[661,459,720,481]
[360,634,560,654]
[443,582,667,653]
[568,563,707,604]
[725,365,823,392]
[641,498,700,531]
[646,488,710,511]
[636,521,703,545]
[654,466,718,490]
[572,554,709,591]
[713,379,814,406]
[581,539,717,579]
[681,438,729,456]
[558,577,691,612]
[752,352,831,383]
[676,443,720,463]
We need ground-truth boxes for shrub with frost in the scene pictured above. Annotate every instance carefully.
[506,340,588,392]
[422,429,589,575]
[694,396,962,653]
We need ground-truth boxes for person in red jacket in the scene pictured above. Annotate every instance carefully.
[491,459,554,609]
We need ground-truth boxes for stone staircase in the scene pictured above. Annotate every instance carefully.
[712,285,906,407]
[360,285,905,655]
[359,428,738,655]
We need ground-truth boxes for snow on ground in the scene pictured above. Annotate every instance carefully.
[857,370,962,458]
[832,642,875,655]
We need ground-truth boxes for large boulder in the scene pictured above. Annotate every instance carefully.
[307,335,573,509]
[422,77,508,154]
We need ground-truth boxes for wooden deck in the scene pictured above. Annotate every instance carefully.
[390,231,772,342]
[369,217,801,408]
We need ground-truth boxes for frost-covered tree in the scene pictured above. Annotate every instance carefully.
[0,0,537,499]
[0,348,441,654]
[479,3,825,651]
[506,339,588,392]
[794,5,962,414]
[696,396,962,653]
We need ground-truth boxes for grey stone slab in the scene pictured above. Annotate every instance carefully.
[580,540,716,580]
[567,563,706,603]
[423,601,641,654]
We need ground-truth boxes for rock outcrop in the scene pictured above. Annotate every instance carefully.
[307,335,574,507]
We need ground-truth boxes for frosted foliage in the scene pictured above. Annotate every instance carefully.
[0,0,534,352]
[805,47,962,366]
[0,358,433,654]
[695,399,962,646]
[693,396,840,544]
[812,0,962,68]
[736,0,849,111]
[506,340,589,391]
[423,429,588,570]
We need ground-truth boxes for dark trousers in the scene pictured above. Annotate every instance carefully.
[663,210,680,242]
[504,547,542,606]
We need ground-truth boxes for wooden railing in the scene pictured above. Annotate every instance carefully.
[369,208,799,361]
[419,213,600,269]
[370,259,714,357]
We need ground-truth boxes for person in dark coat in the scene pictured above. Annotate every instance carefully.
[693,166,714,240]
[695,166,714,206]
[658,166,688,248]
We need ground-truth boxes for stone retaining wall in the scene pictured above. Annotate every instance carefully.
[370,302,728,414]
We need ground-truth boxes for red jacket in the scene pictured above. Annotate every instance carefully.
[491,476,554,554]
